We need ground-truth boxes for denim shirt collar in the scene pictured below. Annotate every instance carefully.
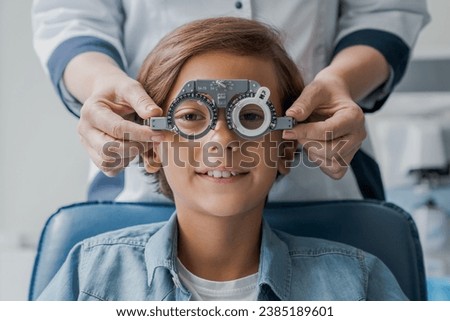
[144,213,292,300]
[258,220,292,300]
[144,213,179,286]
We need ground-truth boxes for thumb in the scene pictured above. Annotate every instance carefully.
[122,82,163,119]
[286,83,325,121]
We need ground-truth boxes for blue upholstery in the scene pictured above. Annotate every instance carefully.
[29,200,427,300]
[427,277,450,300]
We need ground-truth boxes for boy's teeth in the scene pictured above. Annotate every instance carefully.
[207,170,237,178]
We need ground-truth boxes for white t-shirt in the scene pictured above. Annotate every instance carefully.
[177,259,259,301]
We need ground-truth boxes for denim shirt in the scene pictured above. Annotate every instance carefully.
[38,214,407,301]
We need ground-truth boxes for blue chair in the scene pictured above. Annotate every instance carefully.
[29,200,427,300]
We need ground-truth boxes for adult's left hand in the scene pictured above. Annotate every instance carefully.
[282,72,366,179]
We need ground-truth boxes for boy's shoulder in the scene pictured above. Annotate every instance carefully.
[79,220,167,250]
[272,228,365,259]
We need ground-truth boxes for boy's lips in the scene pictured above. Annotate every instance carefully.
[195,168,250,179]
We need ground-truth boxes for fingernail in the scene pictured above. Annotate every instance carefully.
[147,106,159,114]
[151,135,164,142]
[283,130,297,140]
[288,108,303,117]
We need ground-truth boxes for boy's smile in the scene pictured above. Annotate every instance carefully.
[196,166,250,180]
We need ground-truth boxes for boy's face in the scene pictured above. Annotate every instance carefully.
[147,52,294,217]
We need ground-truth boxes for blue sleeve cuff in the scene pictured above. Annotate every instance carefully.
[47,36,125,117]
[334,29,410,112]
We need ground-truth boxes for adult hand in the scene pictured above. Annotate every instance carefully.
[77,71,163,176]
[283,72,366,179]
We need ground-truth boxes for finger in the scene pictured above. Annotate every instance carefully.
[303,148,349,180]
[285,83,327,121]
[301,138,346,165]
[301,129,362,159]
[80,135,120,176]
[284,106,364,141]
[318,142,362,179]
[82,134,148,177]
[118,81,163,119]
[320,158,349,180]
[84,104,164,142]
[84,142,123,177]
[100,135,152,161]
[304,138,360,167]
[302,137,361,179]
[80,126,153,161]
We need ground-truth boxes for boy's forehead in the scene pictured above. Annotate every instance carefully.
[168,52,281,108]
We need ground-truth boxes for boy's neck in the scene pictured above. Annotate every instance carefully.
[176,206,263,281]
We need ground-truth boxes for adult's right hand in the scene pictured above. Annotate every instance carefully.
[77,71,163,177]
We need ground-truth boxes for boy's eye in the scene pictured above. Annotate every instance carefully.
[240,112,263,121]
[238,105,265,130]
[174,99,209,121]
[239,104,265,121]
[175,108,208,122]
[173,99,210,135]
[180,112,206,121]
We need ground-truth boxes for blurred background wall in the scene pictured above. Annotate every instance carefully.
[0,0,87,300]
[1,0,449,300]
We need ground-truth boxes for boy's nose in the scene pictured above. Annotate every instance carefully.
[209,110,240,151]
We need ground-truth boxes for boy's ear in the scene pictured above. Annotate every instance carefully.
[277,140,298,175]
[142,143,162,174]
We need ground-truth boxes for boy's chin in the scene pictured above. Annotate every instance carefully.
[196,197,266,218]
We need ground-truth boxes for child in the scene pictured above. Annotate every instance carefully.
[38,17,406,301]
